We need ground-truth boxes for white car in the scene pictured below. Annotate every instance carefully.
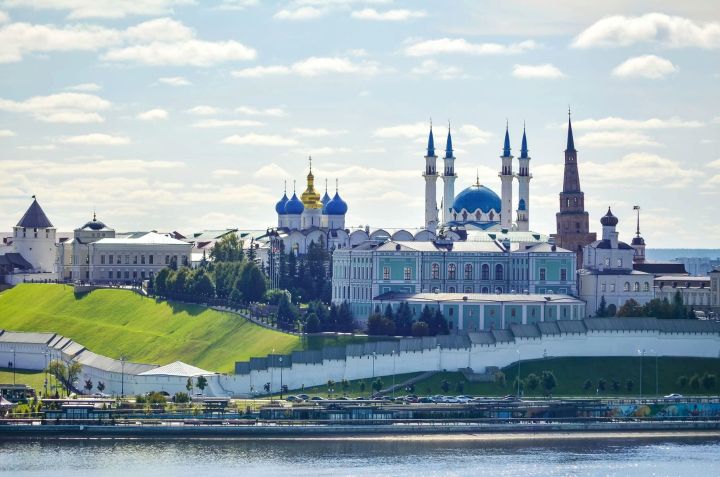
[664,393,683,399]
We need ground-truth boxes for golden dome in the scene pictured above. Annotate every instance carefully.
[301,157,322,209]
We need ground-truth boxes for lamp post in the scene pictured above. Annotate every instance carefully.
[391,350,396,399]
[516,349,521,397]
[10,348,16,385]
[270,348,275,402]
[43,351,48,397]
[371,351,377,397]
[651,349,659,396]
[120,354,127,398]
[637,348,644,398]
[279,356,284,401]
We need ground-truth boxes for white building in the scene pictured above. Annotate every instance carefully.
[88,232,191,284]
[578,208,653,316]
[57,213,116,282]
[655,275,712,311]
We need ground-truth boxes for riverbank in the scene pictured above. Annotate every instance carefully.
[2,419,720,438]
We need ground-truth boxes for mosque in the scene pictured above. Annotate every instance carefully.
[269,122,541,257]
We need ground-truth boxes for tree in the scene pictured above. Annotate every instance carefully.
[263,382,270,394]
[607,304,617,317]
[598,378,607,392]
[359,381,366,394]
[393,302,413,336]
[341,379,350,396]
[67,361,82,392]
[672,290,685,319]
[192,269,215,299]
[174,392,190,404]
[688,307,696,319]
[541,371,557,396]
[455,381,465,393]
[411,321,429,337]
[327,379,336,398]
[625,379,634,392]
[305,312,321,333]
[97,381,105,393]
[583,379,593,391]
[494,371,506,388]
[643,298,673,319]
[239,263,267,303]
[277,292,298,328]
[384,304,394,320]
[196,376,208,395]
[372,378,383,394]
[617,299,643,317]
[701,373,717,391]
[512,377,524,394]
[526,373,540,394]
[689,374,700,390]
[367,313,395,336]
[84,378,93,394]
[432,309,449,335]
[186,377,194,395]
[337,302,354,332]
[210,233,244,262]
[612,379,621,393]
[677,375,688,389]
[440,380,450,393]
[596,295,608,317]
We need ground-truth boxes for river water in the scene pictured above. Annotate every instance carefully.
[1,432,719,476]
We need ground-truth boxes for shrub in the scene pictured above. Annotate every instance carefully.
[174,392,190,404]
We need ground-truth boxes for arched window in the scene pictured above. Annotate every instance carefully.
[431,263,440,280]
[448,286,456,293]
[464,263,473,280]
[462,211,467,220]
[475,211,481,220]
[481,264,490,280]
[617,258,623,268]
[447,263,456,280]
[489,211,495,221]
[633,282,640,292]
[643,282,650,292]
[624,282,630,292]
[495,287,503,294]
[495,264,504,281]
[481,287,489,294]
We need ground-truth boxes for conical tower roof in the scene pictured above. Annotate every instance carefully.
[17,197,53,228]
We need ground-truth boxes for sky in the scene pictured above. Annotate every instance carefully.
[0,0,718,248]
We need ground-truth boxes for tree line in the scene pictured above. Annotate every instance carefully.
[367,303,450,337]
[597,291,695,319]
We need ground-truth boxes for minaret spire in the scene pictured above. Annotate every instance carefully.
[499,121,514,228]
[520,122,528,159]
[444,122,453,159]
[634,205,641,237]
[423,117,439,232]
[566,107,575,152]
[503,121,511,157]
[427,120,435,157]
[335,178,339,192]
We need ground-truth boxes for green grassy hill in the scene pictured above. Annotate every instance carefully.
[0,284,301,373]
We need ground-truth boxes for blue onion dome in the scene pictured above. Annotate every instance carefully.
[82,220,107,231]
[321,191,331,213]
[325,192,348,215]
[284,192,304,215]
[452,184,501,214]
[600,207,618,227]
[275,193,289,214]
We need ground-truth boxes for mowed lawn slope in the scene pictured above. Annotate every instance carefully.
[0,284,300,373]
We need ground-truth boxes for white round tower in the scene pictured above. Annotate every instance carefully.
[12,197,57,273]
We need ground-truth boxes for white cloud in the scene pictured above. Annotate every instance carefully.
[232,56,380,78]
[65,82,101,91]
[216,0,258,11]
[611,55,678,79]
[577,131,662,148]
[582,153,700,188]
[404,38,537,57]
[3,0,193,20]
[373,122,428,139]
[236,106,287,117]
[295,146,351,156]
[253,163,290,179]
[557,116,703,130]
[191,119,264,128]
[187,105,221,115]
[0,10,8,23]
[158,76,191,86]
[0,17,256,66]
[572,13,720,49]
[221,133,299,146]
[708,159,720,169]
[351,9,426,21]
[0,129,16,137]
[210,168,240,176]
[512,63,565,79]
[102,39,256,67]
[274,6,328,21]
[0,92,110,123]
[61,133,130,145]
[17,144,57,150]
[136,108,168,121]
[291,127,347,137]
[458,125,493,144]
[411,59,463,79]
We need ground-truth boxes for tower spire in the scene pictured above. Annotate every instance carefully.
[444,122,453,159]
[566,107,575,152]
[284,180,287,194]
[476,169,480,186]
[520,122,528,159]
[325,178,328,193]
[634,205,641,237]
[503,121,511,156]
[427,120,435,157]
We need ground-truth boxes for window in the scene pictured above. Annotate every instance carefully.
[141,255,146,265]
[449,308,454,316]
[100,255,105,265]
[643,282,650,292]
[108,271,112,279]
[481,287,489,293]
[383,267,390,280]
[560,268,567,281]
[633,282,640,292]
[604,258,610,267]
[165,255,170,265]
[624,282,630,292]
[448,263,456,280]
[431,263,440,280]
[617,258,623,267]
[495,264,504,280]
[511,309,516,317]
[464,287,472,293]
[601,283,606,292]
[464,263,473,280]
[448,286,455,293]
[124,255,130,265]
[124,271,129,279]
[540,268,546,281]
[132,271,137,279]
[481,264,490,280]
[611,283,616,292]
[116,271,121,279]
[403,267,411,281]
[149,255,154,265]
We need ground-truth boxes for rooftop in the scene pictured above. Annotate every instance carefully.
[94,232,189,246]
[373,292,582,304]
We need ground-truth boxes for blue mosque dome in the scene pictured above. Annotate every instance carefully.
[284,192,304,215]
[325,191,348,215]
[452,184,502,214]
[275,193,288,215]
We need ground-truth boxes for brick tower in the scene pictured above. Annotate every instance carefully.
[554,110,596,269]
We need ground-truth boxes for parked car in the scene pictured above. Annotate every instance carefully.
[664,393,683,399]
[310,396,325,401]
[297,394,310,400]
[285,395,303,402]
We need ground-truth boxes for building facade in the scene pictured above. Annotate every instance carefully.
[578,208,654,316]
[88,232,192,284]
[332,237,577,320]
[655,276,712,311]
[57,213,116,282]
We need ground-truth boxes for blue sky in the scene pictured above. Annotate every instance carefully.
[0,0,718,247]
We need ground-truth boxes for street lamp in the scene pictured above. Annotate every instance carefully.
[43,351,48,397]
[637,348,645,398]
[391,350,396,399]
[371,352,377,397]
[120,354,127,398]
[650,349,659,396]
[279,356,284,401]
